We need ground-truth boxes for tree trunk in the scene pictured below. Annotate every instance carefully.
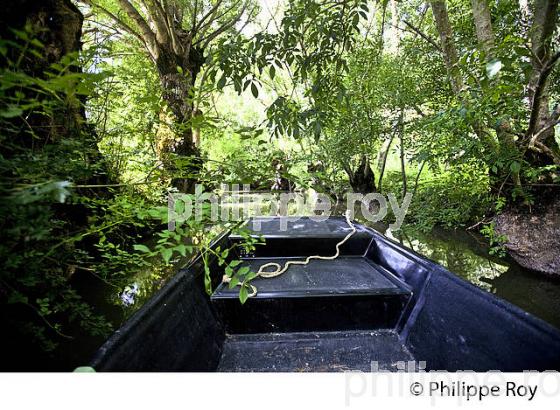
[430,1,464,94]
[388,0,400,53]
[413,161,427,196]
[346,156,377,194]
[0,0,111,366]
[0,0,108,188]
[471,0,495,57]
[154,44,205,193]
[1,0,84,143]
[1,0,82,71]
[377,133,396,193]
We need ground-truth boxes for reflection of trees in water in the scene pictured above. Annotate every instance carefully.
[115,263,172,317]
[391,228,509,292]
[114,225,224,317]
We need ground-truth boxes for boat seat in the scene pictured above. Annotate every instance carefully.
[211,256,412,333]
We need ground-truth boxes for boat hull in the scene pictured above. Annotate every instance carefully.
[90,217,560,371]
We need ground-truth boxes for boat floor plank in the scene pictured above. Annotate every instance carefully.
[217,330,414,372]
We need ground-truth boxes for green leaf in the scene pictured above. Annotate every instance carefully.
[237,266,250,276]
[8,291,28,305]
[217,74,227,89]
[250,82,259,98]
[161,248,173,264]
[245,270,258,281]
[228,275,240,289]
[239,285,249,304]
[74,366,96,372]
[0,104,23,118]
[175,244,187,257]
[510,161,521,173]
[133,244,150,253]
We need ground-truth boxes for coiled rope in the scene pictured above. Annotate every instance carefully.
[224,211,357,298]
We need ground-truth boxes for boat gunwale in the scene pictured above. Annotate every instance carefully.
[360,225,560,337]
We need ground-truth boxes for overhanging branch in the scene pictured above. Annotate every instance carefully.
[79,0,145,46]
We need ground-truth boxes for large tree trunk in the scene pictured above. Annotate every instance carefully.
[1,0,84,144]
[0,0,110,369]
[1,0,82,70]
[430,1,464,94]
[1,0,108,187]
[154,44,205,193]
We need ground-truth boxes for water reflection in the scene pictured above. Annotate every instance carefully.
[385,227,509,291]
[120,283,139,306]
[115,263,171,314]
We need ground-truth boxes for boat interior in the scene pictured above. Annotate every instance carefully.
[91,217,560,372]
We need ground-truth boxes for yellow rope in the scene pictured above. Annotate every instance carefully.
[224,211,357,298]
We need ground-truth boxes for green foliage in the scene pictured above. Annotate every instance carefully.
[222,227,263,303]
[0,32,113,351]
[480,222,508,258]
[83,37,162,192]
[383,165,491,233]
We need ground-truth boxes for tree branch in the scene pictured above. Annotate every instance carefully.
[194,0,224,33]
[79,0,145,46]
[530,105,560,143]
[526,50,560,139]
[195,1,248,49]
[116,0,159,60]
[140,0,170,45]
[401,20,443,53]
[192,0,199,29]
[195,0,241,40]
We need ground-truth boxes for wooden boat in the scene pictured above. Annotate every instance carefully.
[90,217,560,371]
